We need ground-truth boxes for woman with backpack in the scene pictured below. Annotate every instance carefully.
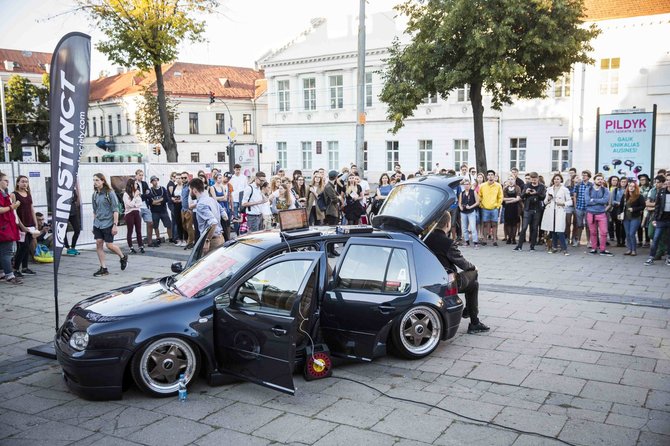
[92,173,128,276]
[307,172,325,225]
[0,171,22,284]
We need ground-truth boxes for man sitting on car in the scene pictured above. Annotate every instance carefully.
[189,178,225,254]
[425,210,490,334]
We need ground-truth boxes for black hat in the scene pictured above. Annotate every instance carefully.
[328,170,338,180]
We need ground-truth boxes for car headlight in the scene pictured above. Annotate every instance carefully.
[69,331,89,351]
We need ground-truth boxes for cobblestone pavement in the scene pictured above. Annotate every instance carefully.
[1,240,669,445]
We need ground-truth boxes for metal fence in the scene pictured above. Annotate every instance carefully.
[0,161,273,246]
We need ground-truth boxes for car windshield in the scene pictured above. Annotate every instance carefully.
[173,242,263,298]
[381,183,447,228]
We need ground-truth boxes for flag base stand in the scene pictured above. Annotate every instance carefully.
[27,342,57,360]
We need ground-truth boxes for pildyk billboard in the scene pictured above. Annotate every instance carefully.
[596,107,656,179]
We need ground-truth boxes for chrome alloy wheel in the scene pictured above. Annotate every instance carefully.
[137,337,197,395]
[398,305,442,356]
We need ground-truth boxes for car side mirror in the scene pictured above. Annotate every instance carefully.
[214,293,230,309]
[171,262,183,274]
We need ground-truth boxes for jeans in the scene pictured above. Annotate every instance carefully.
[551,232,568,251]
[461,212,478,243]
[0,241,14,276]
[587,212,608,251]
[517,209,541,248]
[233,202,241,234]
[247,214,262,233]
[623,218,641,252]
[650,220,670,258]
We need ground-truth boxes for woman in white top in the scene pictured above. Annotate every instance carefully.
[259,181,274,230]
[123,178,144,253]
[171,176,185,246]
[540,173,572,255]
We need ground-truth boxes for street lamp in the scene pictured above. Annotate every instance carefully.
[207,92,237,171]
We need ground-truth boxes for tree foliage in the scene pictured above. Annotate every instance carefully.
[1,74,50,161]
[78,0,219,161]
[380,0,600,173]
[135,87,178,144]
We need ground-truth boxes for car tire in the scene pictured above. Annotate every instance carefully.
[131,337,200,397]
[391,305,442,359]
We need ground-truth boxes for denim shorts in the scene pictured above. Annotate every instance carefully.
[481,208,499,222]
[140,207,153,223]
[574,209,587,227]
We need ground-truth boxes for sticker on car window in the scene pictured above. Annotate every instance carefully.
[178,257,238,298]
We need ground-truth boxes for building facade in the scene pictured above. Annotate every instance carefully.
[258,2,670,180]
[86,62,267,165]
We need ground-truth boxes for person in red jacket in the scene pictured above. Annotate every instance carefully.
[0,172,22,284]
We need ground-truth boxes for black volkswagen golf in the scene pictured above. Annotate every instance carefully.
[55,175,464,400]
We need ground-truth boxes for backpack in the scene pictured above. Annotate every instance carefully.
[316,191,328,212]
[239,185,254,214]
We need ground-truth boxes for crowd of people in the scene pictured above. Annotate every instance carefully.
[1,160,669,285]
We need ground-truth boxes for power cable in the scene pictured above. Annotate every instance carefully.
[331,375,578,446]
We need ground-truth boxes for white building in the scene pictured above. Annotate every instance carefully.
[86,62,267,165]
[258,2,670,180]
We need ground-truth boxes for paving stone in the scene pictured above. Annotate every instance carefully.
[371,409,448,443]
[6,420,94,443]
[637,431,670,446]
[443,360,479,378]
[68,433,144,446]
[39,399,123,424]
[521,371,585,396]
[315,398,393,429]
[127,416,213,446]
[558,419,639,446]
[511,433,565,445]
[605,413,647,429]
[316,425,396,446]
[79,406,172,437]
[199,402,282,433]
[194,428,270,446]
[493,406,566,437]
[433,395,504,422]
[647,410,670,435]
[496,339,551,357]
[254,412,337,444]
[263,391,339,417]
[545,346,601,364]
[596,352,657,372]
[469,348,519,366]
[0,391,68,415]
[209,382,278,405]
[621,369,670,391]
[580,381,648,406]
[645,389,670,412]
[563,362,625,383]
[611,403,650,419]
[467,364,530,386]
[154,394,234,421]
[435,421,517,445]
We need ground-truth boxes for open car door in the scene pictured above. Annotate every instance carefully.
[214,251,326,394]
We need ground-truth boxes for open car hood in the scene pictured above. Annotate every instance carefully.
[372,175,459,236]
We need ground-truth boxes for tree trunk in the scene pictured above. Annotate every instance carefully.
[470,81,487,174]
[153,64,178,162]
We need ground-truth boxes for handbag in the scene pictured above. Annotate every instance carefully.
[617,212,624,221]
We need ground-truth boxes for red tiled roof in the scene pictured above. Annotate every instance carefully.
[0,48,51,75]
[584,0,670,21]
[89,62,265,102]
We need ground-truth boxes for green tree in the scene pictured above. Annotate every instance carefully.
[135,87,179,148]
[380,0,599,174]
[78,0,219,162]
[1,74,50,161]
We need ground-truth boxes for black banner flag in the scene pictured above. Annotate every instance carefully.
[50,33,91,330]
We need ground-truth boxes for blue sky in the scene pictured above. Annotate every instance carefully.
[0,0,399,77]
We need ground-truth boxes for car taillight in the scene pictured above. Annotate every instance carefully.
[443,273,458,297]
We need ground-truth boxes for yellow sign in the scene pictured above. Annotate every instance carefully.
[358,113,366,125]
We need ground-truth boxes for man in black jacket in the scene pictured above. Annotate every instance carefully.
[425,210,490,334]
[645,175,670,266]
[514,171,546,251]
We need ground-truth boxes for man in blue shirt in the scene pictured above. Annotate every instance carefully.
[573,170,592,247]
[189,178,224,254]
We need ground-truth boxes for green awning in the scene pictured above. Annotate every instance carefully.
[101,151,143,159]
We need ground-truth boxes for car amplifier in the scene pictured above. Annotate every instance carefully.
[336,225,374,234]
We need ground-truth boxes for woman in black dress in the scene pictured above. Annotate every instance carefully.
[502,178,522,244]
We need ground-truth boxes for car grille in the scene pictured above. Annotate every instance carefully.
[60,323,74,342]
